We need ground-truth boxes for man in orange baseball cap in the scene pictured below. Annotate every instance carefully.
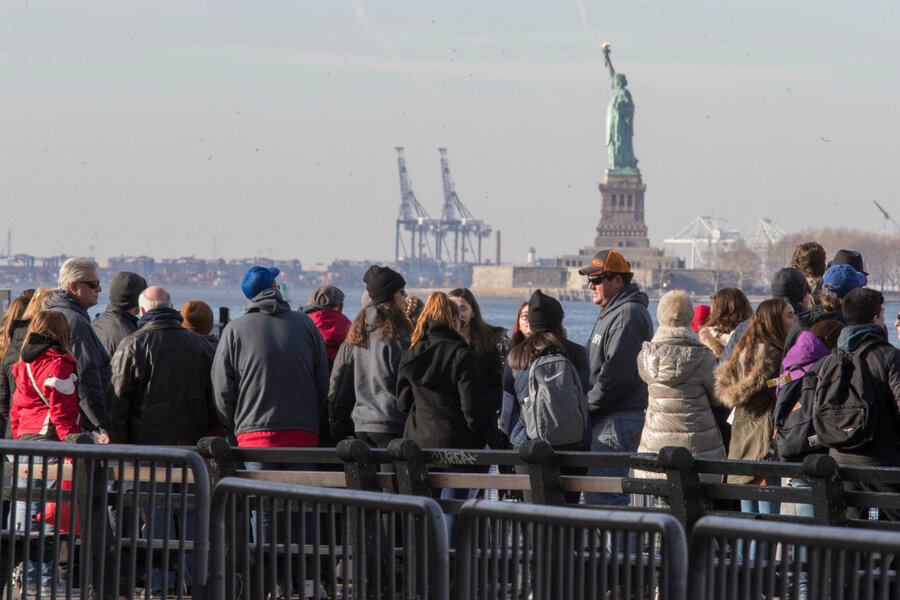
[579,249,654,507]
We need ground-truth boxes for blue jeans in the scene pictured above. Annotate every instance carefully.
[439,487,469,549]
[8,454,56,587]
[785,477,811,600]
[244,461,314,545]
[585,411,644,506]
[739,477,780,563]
[140,481,195,591]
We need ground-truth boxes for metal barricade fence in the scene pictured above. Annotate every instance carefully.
[208,477,449,600]
[1,440,209,600]
[689,515,900,600]
[455,500,687,600]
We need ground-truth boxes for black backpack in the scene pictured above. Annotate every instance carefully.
[812,340,883,451]
[773,362,822,461]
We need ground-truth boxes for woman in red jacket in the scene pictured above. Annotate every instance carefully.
[11,310,80,442]
[8,310,79,593]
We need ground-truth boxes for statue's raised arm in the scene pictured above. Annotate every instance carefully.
[602,43,616,79]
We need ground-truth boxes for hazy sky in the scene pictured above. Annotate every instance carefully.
[2,1,898,266]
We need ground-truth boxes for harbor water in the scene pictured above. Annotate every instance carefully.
[89,284,900,348]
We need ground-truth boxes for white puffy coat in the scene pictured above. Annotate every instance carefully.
[635,326,725,480]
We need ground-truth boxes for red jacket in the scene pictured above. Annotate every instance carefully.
[307,308,351,361]
[10,348,80,441]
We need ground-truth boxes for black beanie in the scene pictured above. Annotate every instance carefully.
[109,271,148,309]
[527,289,563,333]
[363,265,406,305]
[770,267,810,304]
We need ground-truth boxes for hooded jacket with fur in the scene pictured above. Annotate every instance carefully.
[715,341,782,483]
[636,326,725,475]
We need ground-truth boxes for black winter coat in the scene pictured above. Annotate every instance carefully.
[0,319,29,438]
[108,316,216,445]
[830,341,900,466]
[397,321,487,449]
[93,307,139,357]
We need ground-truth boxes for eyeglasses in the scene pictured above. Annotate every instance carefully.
[588,275,610,285]
[400,289,407,297]
[77,280,101,290]
[519,312,529,320]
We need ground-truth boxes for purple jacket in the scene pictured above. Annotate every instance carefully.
[781,331,830,375]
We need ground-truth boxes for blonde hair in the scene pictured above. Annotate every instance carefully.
[21,287,54,321]
[23,311,73,357]
[410,292,458,347]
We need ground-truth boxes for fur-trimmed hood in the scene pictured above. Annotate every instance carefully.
[714,342,782,409]
[698,326,728,360]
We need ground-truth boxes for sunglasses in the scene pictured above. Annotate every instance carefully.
[588,275,611,285]
[78,280,101,290]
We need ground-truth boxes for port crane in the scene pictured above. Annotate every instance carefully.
[394,147,438,262]
[873,200,900,233]
[435,148,492,265]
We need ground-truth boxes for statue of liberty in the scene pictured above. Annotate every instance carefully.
[603,43,639,172]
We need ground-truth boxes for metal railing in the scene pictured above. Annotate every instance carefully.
[455,500,687,600]
[1,439,209,600]
[208,477,449,600]
[689,515,900,600]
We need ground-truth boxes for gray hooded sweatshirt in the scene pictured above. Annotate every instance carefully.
[350,305,411,435]
[585,282,654,420]
[212,287,328,437]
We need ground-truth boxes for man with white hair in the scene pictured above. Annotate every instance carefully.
[45,257,110,441]
[108,286,216,445]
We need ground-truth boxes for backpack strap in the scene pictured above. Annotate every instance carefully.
[25,362,52,408]
[854,338,888,357]
[768,365,810,389]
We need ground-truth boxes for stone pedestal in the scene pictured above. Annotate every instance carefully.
[594,172,649,249]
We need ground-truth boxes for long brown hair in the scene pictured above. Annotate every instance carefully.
[705,287,753,334]
[720,298,788,380]
[507,328,584,372]
[0,291,34,358]
[448,288,507,357]
[22,310,73,357]
[346,300,412,348]
[410,292,459,347]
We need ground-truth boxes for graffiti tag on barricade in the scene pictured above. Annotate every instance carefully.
[430,450,478,465]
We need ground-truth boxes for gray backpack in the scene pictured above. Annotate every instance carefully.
[521,354,588,447]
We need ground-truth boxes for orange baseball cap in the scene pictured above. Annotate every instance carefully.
[578,249,631,276]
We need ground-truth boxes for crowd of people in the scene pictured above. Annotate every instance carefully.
[1,243,899,592]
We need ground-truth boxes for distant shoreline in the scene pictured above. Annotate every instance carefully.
[409,287,900,303]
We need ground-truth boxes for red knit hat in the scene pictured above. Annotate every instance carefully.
[692,305,711,332]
